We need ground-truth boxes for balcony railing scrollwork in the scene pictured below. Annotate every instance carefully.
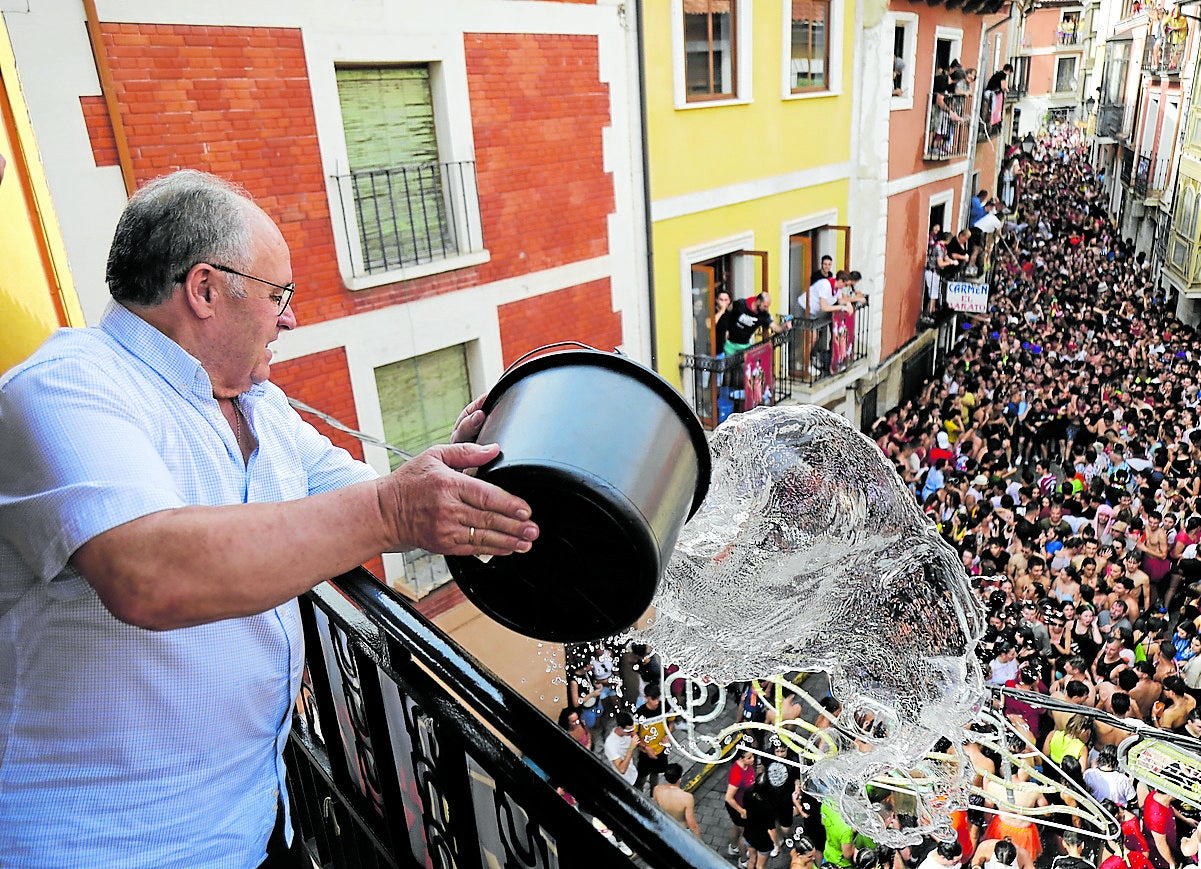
[680,300,871,429]
[287,567,726,868]
[330,161,483,278]
[923,92,972,161]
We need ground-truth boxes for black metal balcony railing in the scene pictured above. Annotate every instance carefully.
[287,568,725,869]
[1142,30,1188,75]
[1133,153,1172,197]
[1056,24,1079,45]
[330,161,483,277]
[679,301,871,429]
[1097,103,1125,138]
[924,92,971,161]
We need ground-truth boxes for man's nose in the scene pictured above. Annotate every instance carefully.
[277,303,298,331]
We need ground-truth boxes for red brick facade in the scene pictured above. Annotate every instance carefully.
[497,278,622,366]
[79,23,619,342]
[79,96,118,167]
[465,33,614,285]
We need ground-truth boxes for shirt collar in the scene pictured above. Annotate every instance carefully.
[98,302,267,404]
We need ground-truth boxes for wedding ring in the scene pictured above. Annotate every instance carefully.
[469,526,476,547]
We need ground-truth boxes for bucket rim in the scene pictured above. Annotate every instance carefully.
[481,348,711,518]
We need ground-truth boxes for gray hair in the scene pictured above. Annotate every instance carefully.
[106,169,255,306]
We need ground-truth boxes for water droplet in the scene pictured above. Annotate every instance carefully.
[520,678,527,684]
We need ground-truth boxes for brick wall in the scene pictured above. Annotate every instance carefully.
[497,278,621,366]
[466,33,615,282]
[81,24,618,323]
[79,95,117,167]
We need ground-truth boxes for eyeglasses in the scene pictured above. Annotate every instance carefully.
[209,263,294,314]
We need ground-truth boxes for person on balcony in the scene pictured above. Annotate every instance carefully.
[803,271,854,377]
[985,64,1012,96]
[721,291,789,356]
[0,170,540,868]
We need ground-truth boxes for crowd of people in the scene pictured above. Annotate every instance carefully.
[556,128,1201,869]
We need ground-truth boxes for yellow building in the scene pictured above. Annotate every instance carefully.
[0,20,80,373]
[644,0,858,425]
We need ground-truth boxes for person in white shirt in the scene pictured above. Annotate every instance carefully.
[1083,745,1136,806]
[604,711,640,785]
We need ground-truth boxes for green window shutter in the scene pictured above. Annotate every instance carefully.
[375,345,471,471]
[336,66,438,170]
[336,66,449,270]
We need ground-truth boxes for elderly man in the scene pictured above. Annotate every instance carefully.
[0,170,539,867]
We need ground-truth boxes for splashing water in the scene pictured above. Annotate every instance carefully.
[636,404,987,846]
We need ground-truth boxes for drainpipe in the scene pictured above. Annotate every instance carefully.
[82,0,136,195]
[634,0,657,369]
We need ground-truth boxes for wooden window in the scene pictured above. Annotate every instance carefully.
[374,345,471,472]
[790,0,830,92]
[336,65,453,272]
[684,0,737,101]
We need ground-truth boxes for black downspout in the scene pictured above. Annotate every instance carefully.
[635,0,658,369]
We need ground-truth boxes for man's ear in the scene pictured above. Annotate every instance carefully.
[180,263,218,319]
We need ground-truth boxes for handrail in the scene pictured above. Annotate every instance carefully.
[288,567,726,868]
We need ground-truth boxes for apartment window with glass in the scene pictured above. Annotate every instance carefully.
[1055,56,1078,92]
[790,0,830,92]
[684,0,737,100]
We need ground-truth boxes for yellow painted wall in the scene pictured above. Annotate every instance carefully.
[652,179,850,385]
[642,2,856,199]
[0,20,80,374]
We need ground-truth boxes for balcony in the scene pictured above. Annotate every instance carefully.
[1132,153,1173,198]
[330,161,484,279]
[1097,103,1125,139]
[287,567,725,868]
[923,92,972,161]
[679,301,871,429]
[977,91,1005,141]
[1142,30,1189,76]
[1056,22,1080,46]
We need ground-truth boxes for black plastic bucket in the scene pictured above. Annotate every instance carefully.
[445,346,710,643]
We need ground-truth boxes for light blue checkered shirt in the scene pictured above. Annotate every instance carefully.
[0,303,376,868]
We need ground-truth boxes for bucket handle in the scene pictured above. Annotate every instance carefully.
[502,341,618,377]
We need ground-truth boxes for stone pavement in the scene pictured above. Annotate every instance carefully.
[622,672,832,867]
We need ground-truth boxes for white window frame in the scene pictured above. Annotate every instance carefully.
[309,33,489,291]
[890,13,918,111]
[672,0,753,109]
[780,0,844,100]
[928,188,956,238]
[1055,54,1080,93]
[780,208,840,312]
[679,231,756,403]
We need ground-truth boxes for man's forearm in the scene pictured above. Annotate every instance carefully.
[71,480,398,630]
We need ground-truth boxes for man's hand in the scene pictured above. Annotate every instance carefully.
[450,394,488,444]
[378,442,539,557]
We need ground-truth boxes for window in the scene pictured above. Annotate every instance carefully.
[890,13,918,109]
[1055,56,1079,93]
[332,65,483,281]
[1101,41,1131,105]
[789,0,830,93]
[375,345,472,471]
[1058,11,1080,45]
[684,0,737,101]
[1181,186,1198,241]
